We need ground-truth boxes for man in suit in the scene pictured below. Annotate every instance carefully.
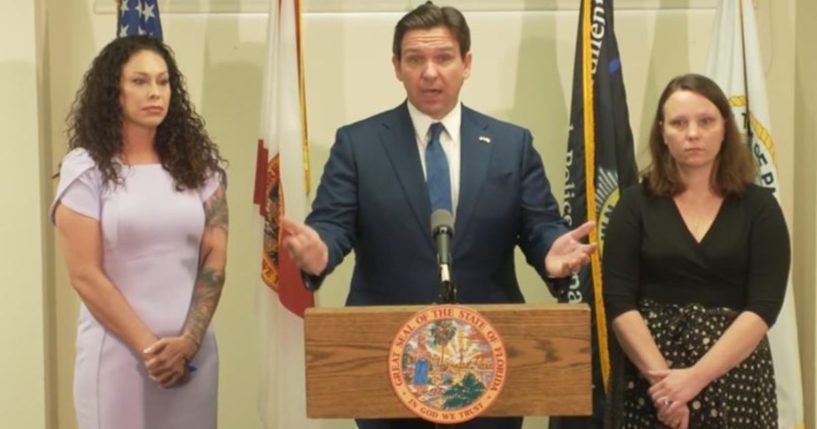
[282,2,596,428]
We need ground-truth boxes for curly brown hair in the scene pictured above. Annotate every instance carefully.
[642,73,756,197]
[66,35,224,190]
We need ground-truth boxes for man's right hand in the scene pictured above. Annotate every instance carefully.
[281,217,329,276]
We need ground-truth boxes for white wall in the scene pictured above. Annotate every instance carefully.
[0,0,51,427]
[29,0,812,428]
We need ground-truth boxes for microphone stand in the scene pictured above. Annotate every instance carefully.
[432,221,457,305]
[435,236,458,428]
[430,211,460,428]
[437,264,457,305]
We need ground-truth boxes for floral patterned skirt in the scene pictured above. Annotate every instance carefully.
[606,299,778,429]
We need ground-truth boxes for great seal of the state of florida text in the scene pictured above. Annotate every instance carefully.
[388,305,507,424]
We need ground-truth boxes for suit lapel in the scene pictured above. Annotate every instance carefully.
[380,103,433,242]
[455,106,492,248]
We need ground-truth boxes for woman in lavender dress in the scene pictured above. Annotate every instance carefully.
[51,35,227,429]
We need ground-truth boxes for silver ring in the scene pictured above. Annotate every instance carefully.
[661,399,672,407]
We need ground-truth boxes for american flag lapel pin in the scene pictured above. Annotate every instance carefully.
[478,135,491,144]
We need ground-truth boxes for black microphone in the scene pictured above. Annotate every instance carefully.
[431,209,456,303]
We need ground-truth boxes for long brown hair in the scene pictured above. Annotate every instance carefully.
[66,35,224,189]
[642,73,755,196]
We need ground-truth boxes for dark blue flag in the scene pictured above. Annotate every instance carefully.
[117,0,163,40]
[551,0,637,427]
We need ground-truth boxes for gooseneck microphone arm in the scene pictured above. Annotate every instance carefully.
[431,209,457,304]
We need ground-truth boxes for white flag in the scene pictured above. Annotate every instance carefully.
[254,0,317,427]
[706,2,804,428]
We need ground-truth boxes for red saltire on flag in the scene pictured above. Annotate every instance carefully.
[254,146,313,317]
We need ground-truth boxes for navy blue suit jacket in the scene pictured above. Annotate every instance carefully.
[306,102,568,306]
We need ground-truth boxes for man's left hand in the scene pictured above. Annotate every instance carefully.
[544,220,597,278]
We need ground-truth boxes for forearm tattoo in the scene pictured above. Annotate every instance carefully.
[181,266,225,349]
[181,184,228,351]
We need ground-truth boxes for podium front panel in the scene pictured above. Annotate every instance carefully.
[304,303,591,418]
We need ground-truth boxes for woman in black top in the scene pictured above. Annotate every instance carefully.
[603,74,789,429]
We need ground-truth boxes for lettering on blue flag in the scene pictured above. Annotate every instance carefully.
[117,0,163,40]
[550,1,636,427]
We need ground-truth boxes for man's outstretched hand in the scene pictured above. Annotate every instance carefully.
[544,221,597,278]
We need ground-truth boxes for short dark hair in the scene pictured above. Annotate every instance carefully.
[642,73,756,197]
[66,35,224,190]
[392,1,470,59]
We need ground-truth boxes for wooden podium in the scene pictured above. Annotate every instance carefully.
[304,303,591,419]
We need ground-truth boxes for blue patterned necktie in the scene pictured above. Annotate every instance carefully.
[425,122,452,212]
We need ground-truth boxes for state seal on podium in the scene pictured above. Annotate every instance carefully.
[388,305,507,424]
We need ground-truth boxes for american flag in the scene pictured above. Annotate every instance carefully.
[117,0,163,40]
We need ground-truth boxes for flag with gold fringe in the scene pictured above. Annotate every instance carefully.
[552,0,637,427]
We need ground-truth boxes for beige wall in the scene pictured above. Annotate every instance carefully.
[0,0,805,428]
[795,0,817,427]
[0,0,52,427]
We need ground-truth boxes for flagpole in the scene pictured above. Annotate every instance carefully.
[738,0,754,143]
[294,0,312,197]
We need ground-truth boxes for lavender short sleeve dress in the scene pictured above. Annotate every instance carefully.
[51,148,221,429]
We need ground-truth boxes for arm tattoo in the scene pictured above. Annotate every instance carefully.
[181,184,229,351]
[204,185,229,234]
[181,267,225,350]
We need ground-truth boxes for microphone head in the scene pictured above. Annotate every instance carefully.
[431,209,454,237]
